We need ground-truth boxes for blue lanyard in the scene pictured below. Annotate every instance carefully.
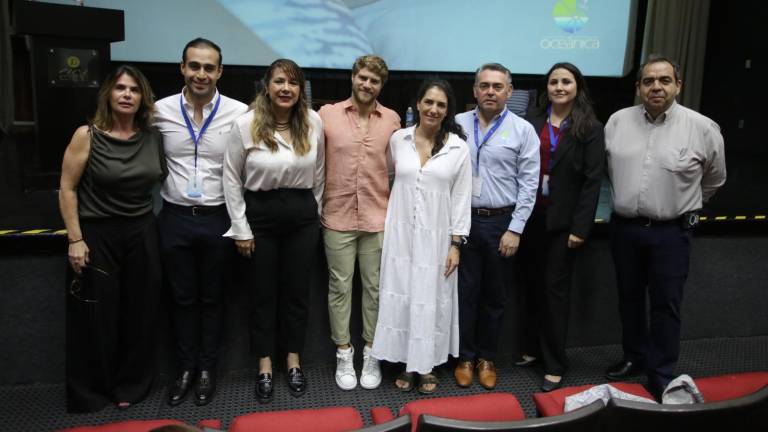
[546,106,567,172]
[180,94,221,169]
[473,109,508,172]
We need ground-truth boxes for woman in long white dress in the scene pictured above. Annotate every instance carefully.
[371,78,472,394]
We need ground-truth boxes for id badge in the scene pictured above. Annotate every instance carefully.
[472,176,482,197]
[541,174,550,197]
[186,172,203,198]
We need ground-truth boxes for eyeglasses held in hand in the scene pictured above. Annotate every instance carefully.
[69,265,109,303]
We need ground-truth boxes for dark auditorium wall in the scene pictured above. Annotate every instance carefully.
[2,232,767,385]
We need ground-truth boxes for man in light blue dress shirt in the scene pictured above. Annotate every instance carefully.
[453,63,540,390]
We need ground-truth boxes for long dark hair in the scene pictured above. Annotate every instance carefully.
[92,65,155,131]
[250,59,310,155]
[413,78,466,155]
[535,62,598,141]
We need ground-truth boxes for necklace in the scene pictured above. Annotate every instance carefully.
[275,121,290,131]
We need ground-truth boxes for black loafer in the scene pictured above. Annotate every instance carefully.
[167,370,194,407]
[256,373,273,404]
[540,376,563,392]
[287,367,307,397]
[605,359,644,381]
[194,370,216,406]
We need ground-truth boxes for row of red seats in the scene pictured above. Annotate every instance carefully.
[61,371,768,432]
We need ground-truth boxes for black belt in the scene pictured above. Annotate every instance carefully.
[163,201,226,216]
[472,205,515,217]
[611,213,679,227]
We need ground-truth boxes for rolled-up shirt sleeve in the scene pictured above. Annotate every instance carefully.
[222,122,253,240]
[508,125,540,233]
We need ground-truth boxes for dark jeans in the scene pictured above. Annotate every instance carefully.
[244,189,319,359]
[158,202,232,371]
[66,213,161,413]
[610,217,691,394]
[458,212,515,361]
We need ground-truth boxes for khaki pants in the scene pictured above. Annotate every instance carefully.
[324,228,384,346]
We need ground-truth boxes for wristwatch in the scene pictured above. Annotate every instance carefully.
[450,239,462,248]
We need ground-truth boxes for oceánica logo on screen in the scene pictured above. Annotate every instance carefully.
[553,0,589,33]
[541,0,600,50]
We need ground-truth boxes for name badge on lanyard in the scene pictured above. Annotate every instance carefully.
[472,109,508,197]
[542,106,567,197]
[180,94,221,198]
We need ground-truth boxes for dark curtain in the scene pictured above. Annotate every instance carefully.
[0,0,13,137]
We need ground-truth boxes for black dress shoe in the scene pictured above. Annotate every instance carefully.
[287,367,307,397]
[605,359,644,381]
[194,370,216,406]
[540,376,563,392]
[168,370,194,406]
[256,373,273,404]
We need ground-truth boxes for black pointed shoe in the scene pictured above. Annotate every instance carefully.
[168,370,194,406]
[605,359,644,381]
[256,373,273,404]
[287,367,307,397]
[194,370,216,406]
[540,376,563,392]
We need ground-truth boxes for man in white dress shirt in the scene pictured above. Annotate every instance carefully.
[604,55,725,400]
[154,38,248,407]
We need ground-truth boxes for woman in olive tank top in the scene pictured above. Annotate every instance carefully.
[59,65,167,413]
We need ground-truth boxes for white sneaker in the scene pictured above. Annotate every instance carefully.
[360,345,382,389]
[335,346,357,390]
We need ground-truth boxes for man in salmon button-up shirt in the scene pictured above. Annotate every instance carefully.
[318,55,401,391]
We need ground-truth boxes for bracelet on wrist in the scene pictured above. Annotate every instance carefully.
[450,239,462,248]
[68,238,84,244]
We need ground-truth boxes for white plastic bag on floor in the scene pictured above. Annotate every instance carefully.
[662,374,705,404]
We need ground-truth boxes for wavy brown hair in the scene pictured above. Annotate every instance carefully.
[92,65,155,131]
[352,55,389,84]
[250,59,310,155]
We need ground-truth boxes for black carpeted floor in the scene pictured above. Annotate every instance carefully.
[0,336,766,431]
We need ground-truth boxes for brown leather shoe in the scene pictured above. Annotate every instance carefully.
[477,359,497,390]
[454,360,474,388]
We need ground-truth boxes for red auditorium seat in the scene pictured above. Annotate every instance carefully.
[532,382,653,417]
[59,419,187,432]
[532,371,768,417]
[694,371,768,402]
[370,392,525,432]
[228,406,364,432]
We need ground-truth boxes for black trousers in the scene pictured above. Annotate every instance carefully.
[158,202,231,371]
[245,189,319,359]
[66,213,161,413]
[610,217,691,395]
[517,209,576,376]
[458,212,515,361]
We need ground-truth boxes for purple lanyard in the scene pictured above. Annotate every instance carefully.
[180,94,221,169]
[546,106,567,172]
[473,109,508,172]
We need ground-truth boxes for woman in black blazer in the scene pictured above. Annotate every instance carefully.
[517,62,605,391]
